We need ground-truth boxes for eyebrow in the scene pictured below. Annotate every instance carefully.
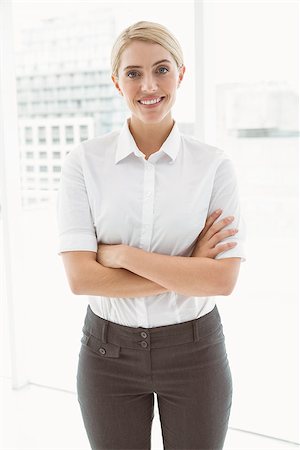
[123,59,172,71]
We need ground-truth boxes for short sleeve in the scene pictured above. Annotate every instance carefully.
[208,156,247,262]
[56,144,98,255]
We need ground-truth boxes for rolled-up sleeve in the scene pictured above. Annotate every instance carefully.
[56,144,98,255]
[208,156,247,262]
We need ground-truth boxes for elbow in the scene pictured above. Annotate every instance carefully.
[223,280,236,296]
[217,257,242,296]
[61,251,97,295]
[219,273,234,296]
[71,284,81,295]
[223,286,233,296]
[69,277,83,295]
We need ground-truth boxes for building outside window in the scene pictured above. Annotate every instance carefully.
[38,126,46,144]
[51,126,60,144]
[79,124,88,141]
[25,126,33,144]
[65,125,74,144]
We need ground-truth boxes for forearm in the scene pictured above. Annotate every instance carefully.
[119,247,227,297]
[75,260,170,297]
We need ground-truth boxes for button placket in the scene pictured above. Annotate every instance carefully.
[140,161,155,251]
[139,330,150,349]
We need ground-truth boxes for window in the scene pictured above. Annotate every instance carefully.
[79,124,88,141]
[38,126,46,144]
[65,125,74,144]
[51,126,60,144]
[25,126,33,144]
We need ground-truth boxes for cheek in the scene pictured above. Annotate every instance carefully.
[163,80,179,96]
[128,89,139,102]
[120,82,136,98]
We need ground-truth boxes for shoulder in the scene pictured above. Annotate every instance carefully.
[63,128,121,166]
[181,132,230,164]
[78,128,120,155]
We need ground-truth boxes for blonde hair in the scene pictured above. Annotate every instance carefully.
[111,20,184,80]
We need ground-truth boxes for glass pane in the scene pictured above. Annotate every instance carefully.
[204,1,299,442]
[10,0,194,393]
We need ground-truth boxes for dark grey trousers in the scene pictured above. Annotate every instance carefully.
[76,304,233,450]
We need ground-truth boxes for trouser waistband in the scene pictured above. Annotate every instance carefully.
[82,304,222,351]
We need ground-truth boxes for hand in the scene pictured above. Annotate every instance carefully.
[191,210,238,259]
[96,243,125,268]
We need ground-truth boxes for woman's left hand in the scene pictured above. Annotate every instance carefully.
[96,243,125,268]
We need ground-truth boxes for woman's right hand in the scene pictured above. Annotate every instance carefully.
[191,210,238,259]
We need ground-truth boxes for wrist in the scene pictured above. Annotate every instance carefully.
[118,245,146,270]
[118,244,129,268]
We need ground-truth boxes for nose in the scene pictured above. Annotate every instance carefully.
[141,74,158,92]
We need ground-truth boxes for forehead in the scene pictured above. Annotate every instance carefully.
[119,40,175,67]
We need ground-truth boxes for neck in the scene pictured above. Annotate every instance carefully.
[128,114,175,159]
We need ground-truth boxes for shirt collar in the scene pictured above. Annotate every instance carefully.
[115,116,182,165]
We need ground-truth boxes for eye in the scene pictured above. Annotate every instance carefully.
[158,66,169,74]
[127,66,169,78]
[127,70,138,78]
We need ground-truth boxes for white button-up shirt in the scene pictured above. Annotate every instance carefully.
[56,117,246,328]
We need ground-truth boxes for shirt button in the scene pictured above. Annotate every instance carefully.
[141,331,147,338]
[99,347,106,355]
[141,341,148,348]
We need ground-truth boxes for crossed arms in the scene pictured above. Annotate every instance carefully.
[61,246,241,298]
[61,210,242,297]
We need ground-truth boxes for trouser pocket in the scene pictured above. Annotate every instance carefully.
[80,328,121,358]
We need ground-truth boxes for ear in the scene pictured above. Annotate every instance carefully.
[111,75,122,94]
[179,65,186,83]
[177,65,185,88]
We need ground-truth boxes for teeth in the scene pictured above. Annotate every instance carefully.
[140,97,163,105]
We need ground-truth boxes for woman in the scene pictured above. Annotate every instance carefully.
[57,20,246,450]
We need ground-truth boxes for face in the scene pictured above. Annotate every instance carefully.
[111,40,185,124]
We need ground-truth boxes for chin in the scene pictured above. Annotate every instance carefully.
[140,116,166,124]
[136,109,172,124]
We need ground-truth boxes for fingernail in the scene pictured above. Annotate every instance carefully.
[215,209,222,214]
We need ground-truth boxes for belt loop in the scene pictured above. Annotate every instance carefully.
[192,319,200,343]
[101,320,108,343]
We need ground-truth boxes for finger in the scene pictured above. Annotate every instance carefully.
[206,215,235,241]
[210,227,238,246]
[199,209,228,241]
[210,241,237,258]
[200,209,223,237]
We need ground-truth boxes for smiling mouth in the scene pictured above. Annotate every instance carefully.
[138,96,165,106]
